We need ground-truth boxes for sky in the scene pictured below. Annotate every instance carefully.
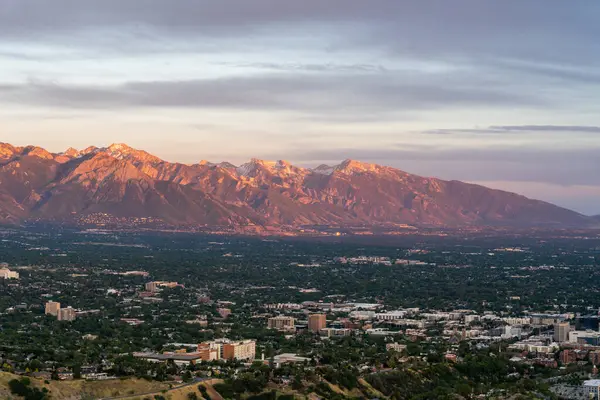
[1,0,599,214]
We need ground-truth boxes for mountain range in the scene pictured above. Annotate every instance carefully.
[0,142,591,229]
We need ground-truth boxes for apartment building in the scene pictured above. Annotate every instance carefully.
[268,316,296,331]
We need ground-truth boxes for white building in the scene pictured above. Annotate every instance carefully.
[503,317,532,326]
[501,325,523,339]
[583,380,600,399]
[569,330,600,344]
[270,354,311,368]
[386,343,407,353]
[375,311,407,321]
[350,311,376,320]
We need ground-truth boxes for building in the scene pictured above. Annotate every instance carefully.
[197,342,221,361]
[386,343,408,353]
[222,340,256,361]
[133,351,206,367]
[217,308,232,319]
[45,301,61,317]
[58,306,76,322]
[268,316,296,331]
[320,328,352,338]
[583,380,600,399]
[145,281,180,292]
[308,314,327,333]
[0,268,19,279]
[554,322,571,343]
[501,325,523,339]
[269,353,311,368]
[569,330,600,346]
[560,350,577,365]
[577,316,600,332]
[376,311,408,321]
[590,351,600,366]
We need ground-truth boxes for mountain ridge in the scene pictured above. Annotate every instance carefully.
[0,142,590,229]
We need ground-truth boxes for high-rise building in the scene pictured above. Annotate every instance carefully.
[45,301,61,317]
[268,316,296,331]
[554,322,571,343]
[58,306,76,322]
[308,314,327,333]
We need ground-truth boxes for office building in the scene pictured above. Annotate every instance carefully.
[577,316,600,332]
[45,301,61,317]
[569,330,600,346]
[554,322,571,343]
[268,316,296,331]
[58,306,76,322]
[308,314,327,333]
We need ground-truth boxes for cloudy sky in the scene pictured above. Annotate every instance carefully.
[1,1,599,214]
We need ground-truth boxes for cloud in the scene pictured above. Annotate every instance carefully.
[0,73,543,117]
[2,1,600,65]
[424,125,600,135]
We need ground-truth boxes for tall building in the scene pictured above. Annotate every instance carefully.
[268,316,296,331]
[45,301,61,317]
[554,322,571,343]
[58,306,76,322]
[308,314,327,333]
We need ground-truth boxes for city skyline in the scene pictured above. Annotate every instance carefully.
[1,1,599,213]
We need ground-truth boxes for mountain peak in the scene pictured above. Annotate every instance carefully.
[108,143,133,152]
[102,143,162,164]
[63,147,81,158]
[0,143,18,159]
[335,159,379,174]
